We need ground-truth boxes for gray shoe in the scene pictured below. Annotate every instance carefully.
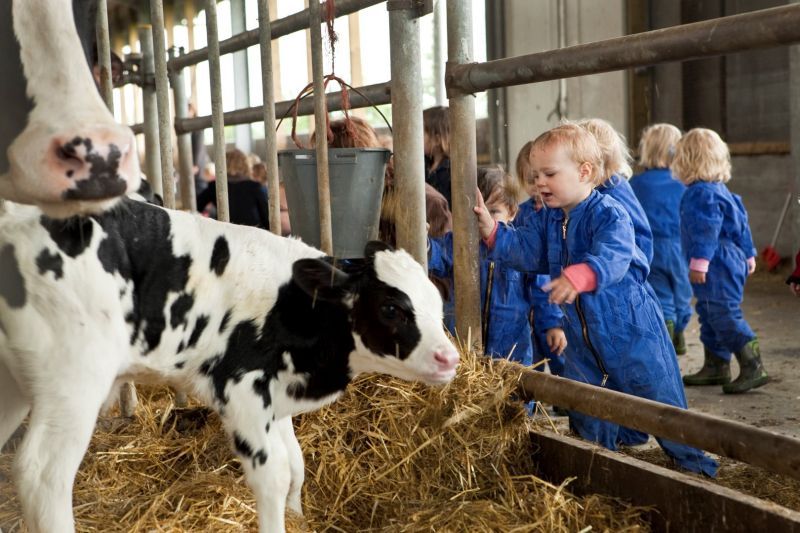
[723,339,769,394]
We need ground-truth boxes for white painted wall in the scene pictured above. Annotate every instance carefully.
[504,0,628,168]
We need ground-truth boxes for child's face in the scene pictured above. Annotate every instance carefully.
[487,200,514,224]
[530,144,594,213]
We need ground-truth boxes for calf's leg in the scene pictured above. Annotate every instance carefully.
[277,416,304,516]
[14,364,116,533]
[0,361,29,449]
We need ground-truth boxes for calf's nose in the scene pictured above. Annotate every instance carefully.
[48,127,139,201]
[434,347,460,371]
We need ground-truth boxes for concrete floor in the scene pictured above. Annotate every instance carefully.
[679,266,800,439]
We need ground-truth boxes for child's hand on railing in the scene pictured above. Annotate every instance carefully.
[473,188,496,240]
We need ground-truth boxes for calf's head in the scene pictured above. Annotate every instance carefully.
[293,242,460,385]
[0,0,140,218]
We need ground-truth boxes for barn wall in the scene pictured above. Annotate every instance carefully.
[503,0,628,171]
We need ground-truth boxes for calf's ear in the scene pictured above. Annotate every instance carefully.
[292,258,350,303]
[364,240,393,260]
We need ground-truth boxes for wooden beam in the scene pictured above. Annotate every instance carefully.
[515,366,800,482]
[531,431,800,533]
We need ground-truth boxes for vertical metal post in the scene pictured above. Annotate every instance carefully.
[309,0,333,255]
[231,0,253,153]
[95,0,114,109]
[170,49,197,212]
[433,0,446,106]
[389,2,427,267]
[791,0,800,253]
[258,0,282,235]
[446,0,482,350]
[206,0,230,222]
[151,0,176,209]
[485,0,508,165]
[139,25,164,197]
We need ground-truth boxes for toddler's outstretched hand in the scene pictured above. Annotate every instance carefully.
[689,270,706,284]
[473,188,496,240]
[543,275,578,305]
[546,328,567,356]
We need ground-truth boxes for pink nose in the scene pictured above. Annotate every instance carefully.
[47,127,139,201]
[434,347,460,371]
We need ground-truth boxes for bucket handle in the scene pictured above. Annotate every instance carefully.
[276,75,393,149]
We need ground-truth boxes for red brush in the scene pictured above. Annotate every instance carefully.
[761,192,792,272]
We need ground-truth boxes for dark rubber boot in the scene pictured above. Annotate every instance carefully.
[723,339,769,394]
[665,319,675,341]
[683,348,731,386]
[673,329,687,356]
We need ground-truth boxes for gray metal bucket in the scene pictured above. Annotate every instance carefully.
[278,148,391,258]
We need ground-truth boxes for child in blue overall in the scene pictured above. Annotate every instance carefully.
[428,168,567,365]
[515,142,566,376]
[630,124,693,355]
[474,124,718,477]
[579,118,654,264]
[672,128,768,394]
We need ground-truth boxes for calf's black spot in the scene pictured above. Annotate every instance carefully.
[0,245,26,308]
[187,315,209,348]
[40,216,94,258]
[35,249,63,279]
[170,293,194,329]
[210,236,230,276]
[219,309,232,333]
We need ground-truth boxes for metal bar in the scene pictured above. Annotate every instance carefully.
[95,0,114,109]
[169,81,391,134]
[151,0,176,209]
[139,25,164,197]
[171,0,384,71]
[517,368,800,482]
[308,0,333,255]
[447,0,482,351]
[170,51,196,212]
[257,0,282,236]
[389,3,426,268]
[531,431,800,533]
[230,0,253,153]
[446,4,800,96]
[484,0,507,165]
[206,0,229,222]
[432,0,445,105]
[791,0,800,255]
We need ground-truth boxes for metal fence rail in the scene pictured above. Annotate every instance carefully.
[446,4,800,96]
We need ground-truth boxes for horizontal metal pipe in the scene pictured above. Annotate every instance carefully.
[170,0,384,71]
[515,367,800,482]
[169,81,391,134]
[446,4,800,95]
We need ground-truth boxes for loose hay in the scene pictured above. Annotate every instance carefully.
[1,347,649,532]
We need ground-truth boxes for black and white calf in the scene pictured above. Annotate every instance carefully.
[0,199,459,533]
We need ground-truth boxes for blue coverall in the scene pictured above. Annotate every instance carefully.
[515,200,565,375]
[680,182,757,360]
[598,174,654,264]
[429,234,533,365]
[490,190,718,477]
[630,168,693,332]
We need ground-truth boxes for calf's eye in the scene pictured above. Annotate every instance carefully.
[380,304,398,320]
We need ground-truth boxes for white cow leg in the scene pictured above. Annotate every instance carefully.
[277,417,304,516]
[118,381,138,417]
[14,364,113,533]
[0,361,29,449]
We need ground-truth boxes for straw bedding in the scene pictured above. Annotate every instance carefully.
[0,346,649,532]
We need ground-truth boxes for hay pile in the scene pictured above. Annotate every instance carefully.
[0,346,649,532]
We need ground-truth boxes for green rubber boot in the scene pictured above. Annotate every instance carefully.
[683,348,731,386]
[673,329,687,356]
[723,339,769,394]
[665,320,675,341]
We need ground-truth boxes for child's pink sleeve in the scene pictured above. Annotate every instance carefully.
[689,258,710,273]
[563,263,597,293]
